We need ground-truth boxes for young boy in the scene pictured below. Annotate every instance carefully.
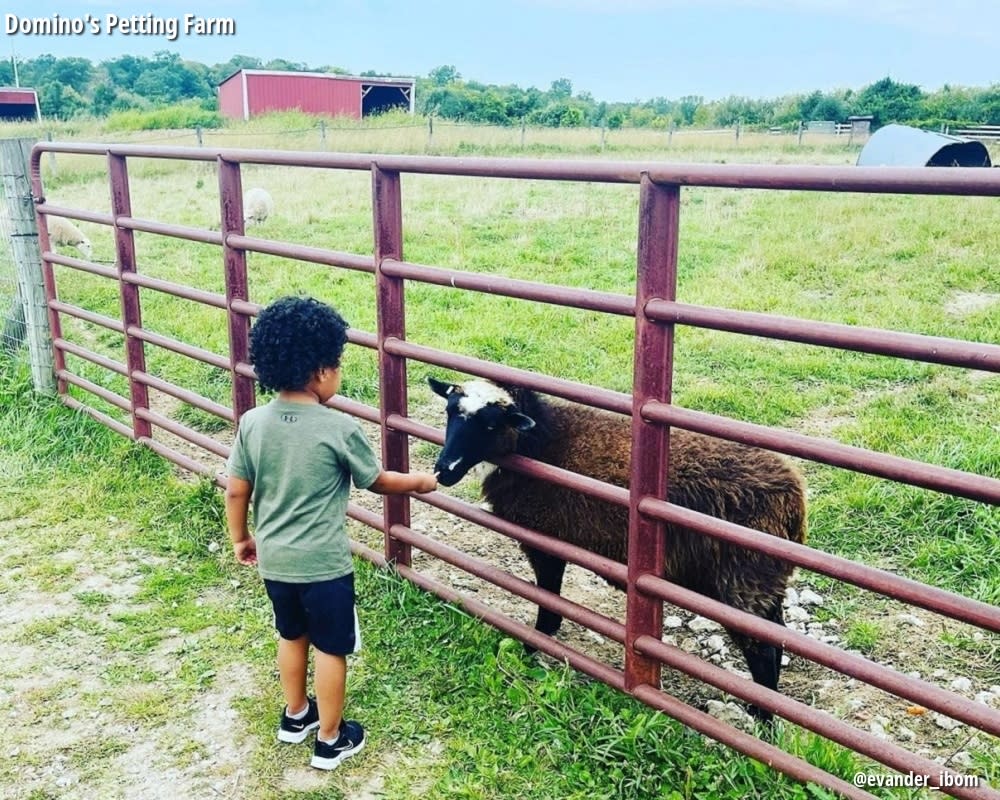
[224,295,437,771]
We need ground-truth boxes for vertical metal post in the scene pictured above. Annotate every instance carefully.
[372,165,411,567]
[217,158,255,422]
[1,137,54,392]
[625,174,680,691]
[107,154,151,440]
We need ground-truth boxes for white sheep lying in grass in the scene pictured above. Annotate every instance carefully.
[47,217,92,259]
[243,187,273,226]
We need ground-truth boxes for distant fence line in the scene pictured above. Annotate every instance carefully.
[945,125,1000,141]
[28,117,879,157]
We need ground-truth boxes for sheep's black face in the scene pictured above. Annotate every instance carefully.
[428,377,534,487]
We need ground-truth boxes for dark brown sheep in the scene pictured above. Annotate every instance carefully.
[429,376,808,722]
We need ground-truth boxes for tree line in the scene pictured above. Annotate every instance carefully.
[4,52,999,130]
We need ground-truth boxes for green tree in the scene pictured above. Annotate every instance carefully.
[103,55,146,92]
[51,57,94,95]
[853,77,924,127]
[429,65,461,86]
[549,78,573,99]
[39,81,86,119]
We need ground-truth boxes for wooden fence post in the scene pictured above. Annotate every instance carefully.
[797,120,804,146]
[0,137,55,393]
[521,118,526,149]
[427,115,434,149]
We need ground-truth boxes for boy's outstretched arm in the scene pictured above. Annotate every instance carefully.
[225,476,257,565]
[367,470,437,495]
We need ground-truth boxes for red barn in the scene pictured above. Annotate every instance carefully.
[217,69,415,121]
[0,87,40,121]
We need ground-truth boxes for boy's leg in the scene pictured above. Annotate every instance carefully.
[277,634,310,715]
[314,650,347,742]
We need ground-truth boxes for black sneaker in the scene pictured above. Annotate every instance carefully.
[277,697,320,743]
[310,720,366,770]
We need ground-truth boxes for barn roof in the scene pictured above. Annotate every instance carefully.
[0,87,38,104]
[217,68,414,88]
[857,124,991,167]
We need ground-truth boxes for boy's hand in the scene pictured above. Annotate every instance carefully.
[414,472,438,493]
[233,536,258,566]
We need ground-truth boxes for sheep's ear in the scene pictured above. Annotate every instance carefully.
[427,376,457,398]
[507,410,535,432]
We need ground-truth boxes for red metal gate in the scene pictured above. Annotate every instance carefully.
[29,142,1000,799]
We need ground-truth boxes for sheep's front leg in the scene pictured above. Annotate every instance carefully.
[728,602,785,725]
[523,547,567,637]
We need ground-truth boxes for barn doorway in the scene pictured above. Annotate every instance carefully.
[362,84,411,117]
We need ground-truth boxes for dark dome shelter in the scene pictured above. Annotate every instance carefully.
[857,124,991,167]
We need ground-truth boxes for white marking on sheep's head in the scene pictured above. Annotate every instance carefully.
[428,376,535,487]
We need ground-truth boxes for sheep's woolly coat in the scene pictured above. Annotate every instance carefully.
[47,217,92,259]
[482,388,807,618]
[243,187,274,225]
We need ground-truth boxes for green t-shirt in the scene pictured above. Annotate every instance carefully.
[225,398,381,582]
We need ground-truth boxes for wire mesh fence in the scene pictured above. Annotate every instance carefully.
[1,168,27,361]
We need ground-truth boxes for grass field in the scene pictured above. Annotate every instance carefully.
[1,117,998,798]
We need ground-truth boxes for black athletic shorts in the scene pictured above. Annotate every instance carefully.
[263,572,360,656]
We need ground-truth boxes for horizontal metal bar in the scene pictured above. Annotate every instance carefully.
[49,300,125,333]
[635,572,1000,737]
[386,338,633,415]
[126,325,231,370]
[135,407,230,459]
[54,338,128,377]
[114,216,223,247]
[132,371,234,422]
[58,371,131,414]
[328,395,381,424]
[389,523,625,643]
[641,498,1000,634]
[647,300,1000,372]
[381,258,635,316]
[44,253,117,280]
[225,234,376,273]
[347,501,384,531]
[645,402,1000,505]
[35,203,114,226]
[138,436,221,483]
[416,486,627,584]
[634,635,998,800]
[630,684,877,800]
[121,272,228,309]
[32,142,1000,195]
[61,395,133,439]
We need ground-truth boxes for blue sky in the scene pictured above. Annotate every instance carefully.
[4,1,998,101]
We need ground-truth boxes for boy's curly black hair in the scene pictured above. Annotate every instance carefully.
[249,296,349,392]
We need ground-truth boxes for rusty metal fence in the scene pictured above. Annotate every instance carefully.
[28,142,1000,800]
